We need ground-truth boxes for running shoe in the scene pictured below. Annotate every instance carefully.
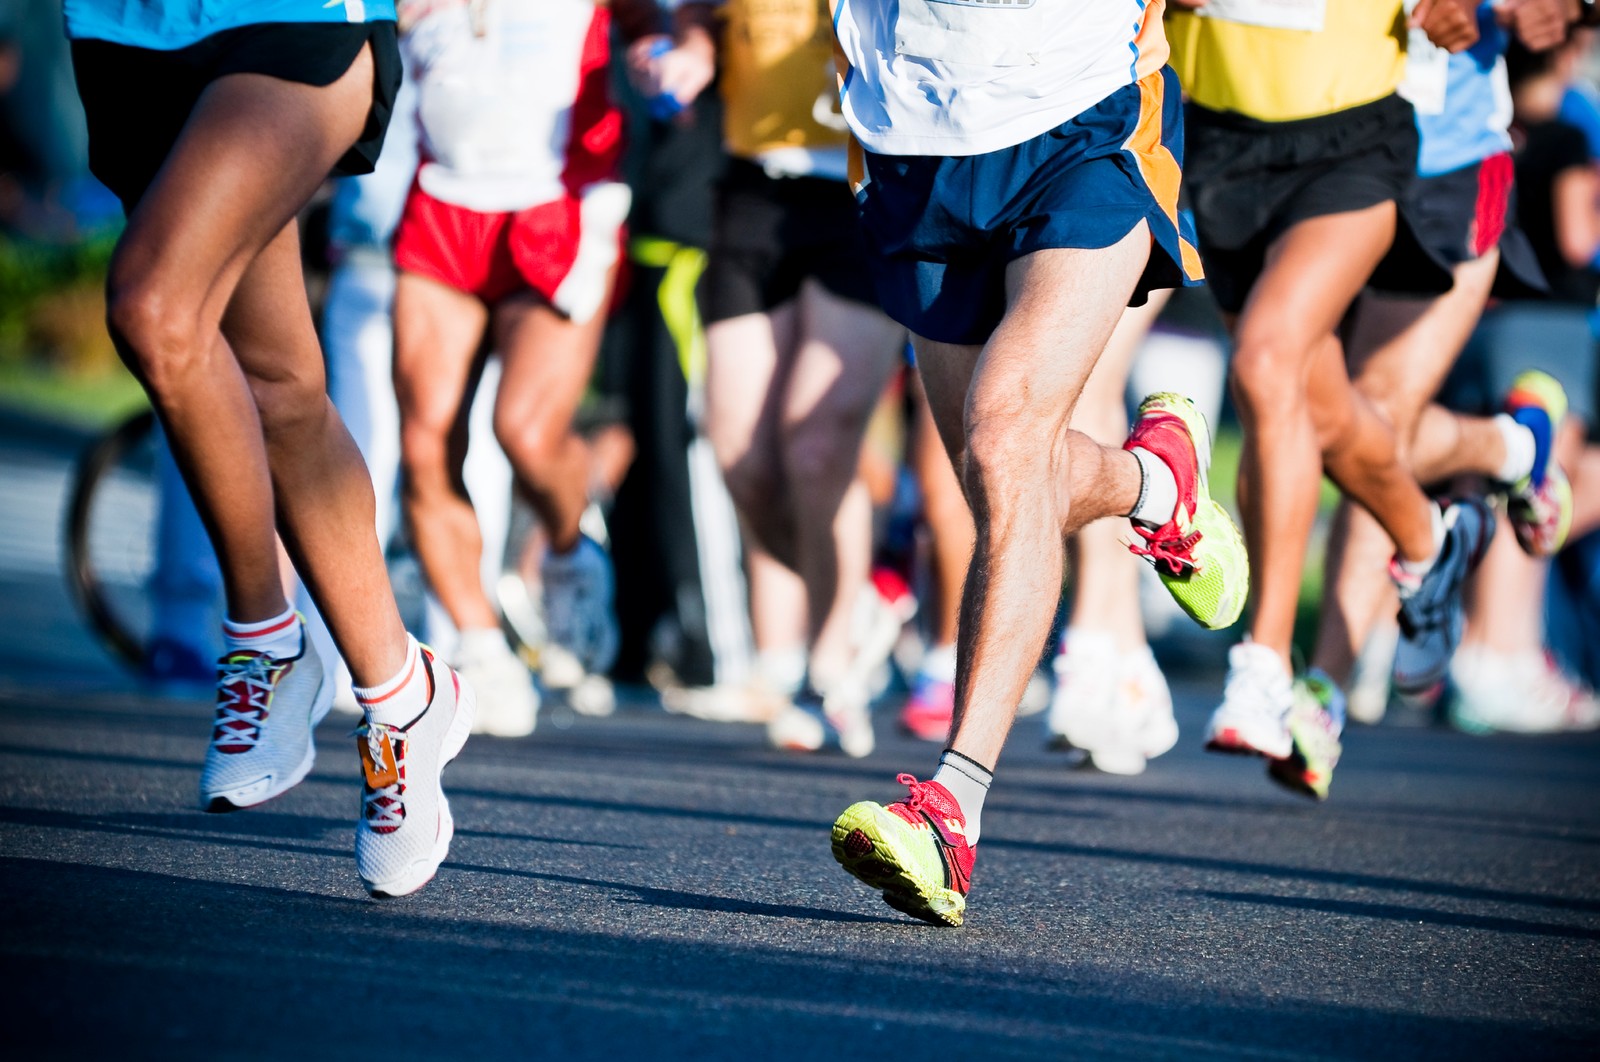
[1449,646,1600,734]
[767,683,875,758]
[454,629,538,738]
[199,619,333,812]
[1268,670,1345,801]
[1346,621,1397,726]
[1204,641,1294,760]
[1046,630,1118,752]
[1502,371,1573,557]
[1124,393,1248,631]
[1091,646,1180,777]
[831,774,975,927]
[356,646,476,898]
[541,534,620,679]
[1391,498,1495,698]
[849,569,918,697]
[900,667,954,742]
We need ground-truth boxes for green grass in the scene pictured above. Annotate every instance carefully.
[0,358,147,431]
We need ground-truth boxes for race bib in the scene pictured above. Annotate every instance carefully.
[1397,0,1448,115]
[1197,0,1325,32]
[894,0,1044,67]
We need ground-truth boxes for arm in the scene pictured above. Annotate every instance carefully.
[1497,0,1577,51]
[1552,163,1600,266]
[1412,0,1482,52]
[626,2,717,110]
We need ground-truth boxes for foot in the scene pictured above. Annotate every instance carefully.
[198,619,333,812]
[1124,393,1248,630]
[831,774,975,927]
[1502,371,1573,557]
[541,534,620,680]
[1268,670,1345,801]
[767,683,875,758]
[1346,622,1398,726]
[1391,498,1495,698]
[1204,641,1293,760]
[355,647,476,898]
[1092,647,1179,777]
[1045,630,1118,753]
[1449,647,1600,734]
[453,630,538,738]
[899,668,954,742]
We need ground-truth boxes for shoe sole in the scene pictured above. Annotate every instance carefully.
[1204,724,1291,761]
[364,675,478,899]
[200,667,335,813]
[1266,755,1328,801]
[830,803,964,928]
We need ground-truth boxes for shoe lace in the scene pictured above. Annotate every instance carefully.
[897,773,933,812]
[360,723,406,829]
[1128,518,1202,576]
[212,654,284,749]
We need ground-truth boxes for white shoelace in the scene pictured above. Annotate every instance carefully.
[361,723,406,830]
[211,655,284,750]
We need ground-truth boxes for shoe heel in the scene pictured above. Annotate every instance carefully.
[444,673,476,765]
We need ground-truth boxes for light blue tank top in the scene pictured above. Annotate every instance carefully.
[1415,4,1513,178]
[64,0,397,50]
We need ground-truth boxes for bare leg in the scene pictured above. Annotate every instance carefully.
[911,375,972,651]
[104,54,408,683]
[914,229,1152,769]
[1229,205,1433,667]
[393,272,495,632]
[491,289,611,554]
[1312,252,1499,683]
[778,280,905,684]
[705,306,800,566]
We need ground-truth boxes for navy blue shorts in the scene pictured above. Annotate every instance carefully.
[853,66,1203,346]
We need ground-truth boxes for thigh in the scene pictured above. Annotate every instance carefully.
[1234,203,1397,359]
[491,292,606,433]
[391,271,490,435]
[782,280,906,431]
[111,51,378,328]
[704,304,799,468]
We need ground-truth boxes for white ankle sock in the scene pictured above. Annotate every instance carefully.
[932,748,993,844]
[222,607,302,659]
[1127,447,1179,527]
[1396,505,1447,581]
[353,635,430,727]
[1494,413,1537,484]
[756,644,807,697]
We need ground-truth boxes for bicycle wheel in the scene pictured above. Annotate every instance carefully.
[63,409,158,669]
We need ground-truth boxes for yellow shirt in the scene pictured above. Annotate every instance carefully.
[719,0,848,161]
[1167,1,1408,122]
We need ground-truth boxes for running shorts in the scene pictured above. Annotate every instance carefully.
[71,22,401,209]
[1185,93,1447,315]
[700,158,880,325]
[854,66,1203,346]
[1367,153,1548,299]
[393,182,625,320]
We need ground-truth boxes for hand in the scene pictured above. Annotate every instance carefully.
[626,33,715,109]
[1412,0,1481,52]
[1498,0,1575,51]
[1166,0,1208,8]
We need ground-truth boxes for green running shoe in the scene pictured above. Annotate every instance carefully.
[1124,393,1248,630]
[831,774,975,927]
[1503,371,1573,557]
[1269,669,1345,801]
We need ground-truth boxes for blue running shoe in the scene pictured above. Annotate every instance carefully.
[1391,499,1495,698]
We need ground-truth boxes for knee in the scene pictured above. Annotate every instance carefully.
[491,401,566,480]
[781,407,862,486]
[720,448,783,518]
[961,413,1048,510]
[104,270,203,401]
[1228,337,1304,422]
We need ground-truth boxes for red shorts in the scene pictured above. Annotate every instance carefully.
[393,182,626,319]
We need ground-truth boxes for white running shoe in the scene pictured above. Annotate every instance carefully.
[1090,646,1179,776]
[844,570,917,696]
[199,622,334,812]
[356,647,476,898]
[1347,621,1398,726]
[541,535,619,679]
[1449,647,1600,734]
[1046,630,1118,752]
[1204,641,1294,760]
[767,683,875,759]
[454,629,538,738]
[567,673,617,718]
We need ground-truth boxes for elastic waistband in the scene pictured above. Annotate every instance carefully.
[1187,93,1412,136]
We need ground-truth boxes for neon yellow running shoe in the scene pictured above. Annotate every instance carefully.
[1268,669,1345,802]
[1124,393,1248,630]
[1503,371,1573,557]
[831,774,975,927]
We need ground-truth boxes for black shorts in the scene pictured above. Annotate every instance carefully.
[1186,93,1444,314]
[1367,153,1548,299]
[71,21,401,210]
[700,158,879,325]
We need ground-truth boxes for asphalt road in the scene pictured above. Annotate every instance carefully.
[2,412,1598,1059]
